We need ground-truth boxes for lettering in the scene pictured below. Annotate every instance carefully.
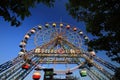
[34,48,80,54]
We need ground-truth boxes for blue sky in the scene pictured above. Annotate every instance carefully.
[0,0,119,80]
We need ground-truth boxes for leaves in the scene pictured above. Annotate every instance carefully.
[66,0,120,63]
[0,0,55,27]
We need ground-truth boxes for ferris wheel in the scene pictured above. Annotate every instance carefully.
[19,22,91,74]
[0,22,118,80]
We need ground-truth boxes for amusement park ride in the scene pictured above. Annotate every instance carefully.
[0,22,119,80]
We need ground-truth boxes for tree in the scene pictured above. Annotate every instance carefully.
[66,0,120,63]
[0,0,55,27]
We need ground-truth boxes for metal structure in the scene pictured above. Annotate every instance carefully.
[0,22,118,80]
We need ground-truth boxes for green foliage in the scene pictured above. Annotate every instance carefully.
[0,0,55,27]
[66,0,120,63]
